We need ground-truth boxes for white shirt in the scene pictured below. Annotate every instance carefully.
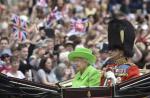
[7,71,25,79]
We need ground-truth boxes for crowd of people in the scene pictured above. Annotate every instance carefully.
[0,0,150,86]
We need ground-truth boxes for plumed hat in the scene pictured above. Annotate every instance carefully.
[108,19,135,57]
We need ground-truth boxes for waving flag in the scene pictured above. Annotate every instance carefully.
[20,18,27,29]
[45,6,64,28]
[51,6,64,20]
[37,0,48,7]
[11,14,28,41]
[71,17,88,32]
[45,7,57,27]
[12,27,27,41]
[11,14,27,30]
[11,14,20,26]
[18,30,27,41]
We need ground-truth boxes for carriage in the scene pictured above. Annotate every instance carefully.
[0,69,150,98]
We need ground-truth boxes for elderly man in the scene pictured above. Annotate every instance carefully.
[68,47,100,88]
[100,18,140,86]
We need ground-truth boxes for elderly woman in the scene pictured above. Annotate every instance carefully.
[68,47,100,88]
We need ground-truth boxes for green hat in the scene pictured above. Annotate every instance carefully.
[68,47,96,64]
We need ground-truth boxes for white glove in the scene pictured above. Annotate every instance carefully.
[105,71,117,85]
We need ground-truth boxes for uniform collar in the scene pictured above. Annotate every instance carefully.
[111,57,128,65]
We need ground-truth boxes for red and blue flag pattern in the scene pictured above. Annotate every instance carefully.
[11,14,27,41]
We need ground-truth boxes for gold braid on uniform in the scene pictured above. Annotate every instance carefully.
[113,57,128,65]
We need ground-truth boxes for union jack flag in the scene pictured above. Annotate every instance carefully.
[11,14,27,41]
[11,14,20,26]
[70,17,88,32]
[12,27,27,41]
[20,19,27,29]
[45,6,63,28]
[11,14,27,30]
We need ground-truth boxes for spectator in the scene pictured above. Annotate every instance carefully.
[0,53,11,74]
[0,37,12,57]
[45,38,54,54]
[37,56,58,85]
[64,40,75,52]
[18,44,30,78]
[6,56,25,79]
[54,63,66,81]
[63,60,75,80]
[30,44,47,82]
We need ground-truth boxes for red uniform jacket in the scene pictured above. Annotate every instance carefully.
[100,63,140,86]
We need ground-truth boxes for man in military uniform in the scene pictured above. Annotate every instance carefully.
[101,18,140,86]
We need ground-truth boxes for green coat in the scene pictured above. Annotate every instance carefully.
[72,65,100,88]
